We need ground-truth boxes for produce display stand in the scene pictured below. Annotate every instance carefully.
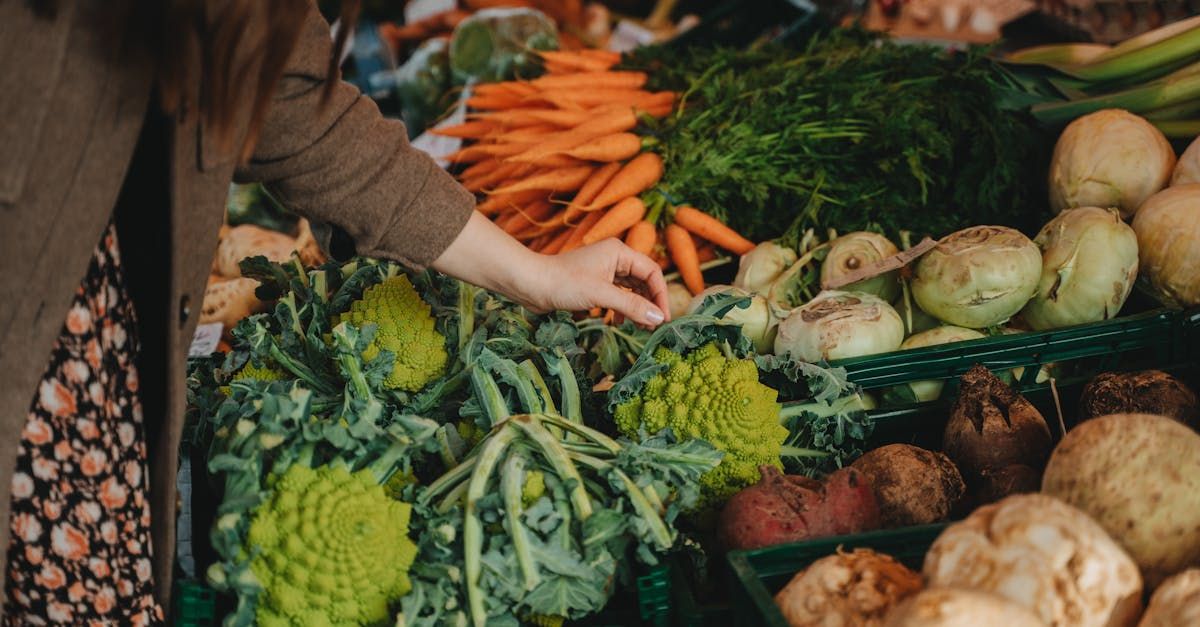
[650,302,1200,627]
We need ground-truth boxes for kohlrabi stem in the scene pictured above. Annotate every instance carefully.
[510,416,593,520]
[500,452,541,592]
[470,365,510,426]
[534,413,621,454]
[465,425,518,627]
[779,393,871,421]
[567,451,674,551]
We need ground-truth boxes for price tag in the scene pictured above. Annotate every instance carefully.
[608,20,658,53]
[188,322,224,358]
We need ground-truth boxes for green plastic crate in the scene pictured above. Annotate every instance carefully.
[835,307,1194,392]
[173,579,216,627]
[726,525,946,627]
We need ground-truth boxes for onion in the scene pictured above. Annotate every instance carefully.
[892,327,987,402]
[774,291,904,362]
[1131,184,1200,307]
[667,282,693,320]
[734,242,797,294]
[1021,207,1138,330]
[687,286,776,354]
[1048,109,1175,219]
[821,232,900,302]
[911,226,1042,329]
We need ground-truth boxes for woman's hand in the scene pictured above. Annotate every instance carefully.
[432,212,670,327]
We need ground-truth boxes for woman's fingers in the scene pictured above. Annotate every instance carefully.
[610,240,671,322]
[593,282,665,327]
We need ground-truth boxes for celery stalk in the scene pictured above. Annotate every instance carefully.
[1067,20,1200,82]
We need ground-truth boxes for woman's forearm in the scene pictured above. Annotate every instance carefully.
[430,211,543,303]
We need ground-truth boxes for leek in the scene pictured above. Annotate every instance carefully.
[1005,43,1111,66]
[1031,71,1200,126]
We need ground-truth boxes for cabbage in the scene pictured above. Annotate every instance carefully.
[1021,207,1138,330]
[687,286,776,354]
[774,291,904,362]
[912,226,1041,329]
[821,232,900,302]
[733,242,797,294]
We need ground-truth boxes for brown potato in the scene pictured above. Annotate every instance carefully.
[850,444,965,527]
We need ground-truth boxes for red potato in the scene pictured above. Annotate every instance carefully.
[718,466,881,551]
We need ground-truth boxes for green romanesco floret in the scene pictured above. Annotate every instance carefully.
[246,463,419,626]
[521,469,545,507]
[219,362,287,396]
[613,342,785,506]
[338,275,447,392]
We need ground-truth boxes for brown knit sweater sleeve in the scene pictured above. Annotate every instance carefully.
[234,4,474,270]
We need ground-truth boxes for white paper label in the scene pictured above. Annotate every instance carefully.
[608,20,658,53]
[411,83,471,170]
[406,0,457,24]
[188,322,224,358]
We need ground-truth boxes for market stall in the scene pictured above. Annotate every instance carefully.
[181,3,1200,626]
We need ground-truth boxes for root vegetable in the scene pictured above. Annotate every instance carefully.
[849,444,965,527]
[1042,413,1200,587]
[943,365,1052,482]
[774,548,922,627]
[774,291,904,362]
[215,225,299,278]
[718,466,880,551]
[924,493,1143,627]
[1048,109,1174,219]
[200,277,266,335]
[884,588,1046,627]
[1130,184,1200,307]
[1139,569,1200,627]
[1078,370,1199,429]
[974,463,1040,504]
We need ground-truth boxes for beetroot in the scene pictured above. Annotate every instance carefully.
[718,465,881,551]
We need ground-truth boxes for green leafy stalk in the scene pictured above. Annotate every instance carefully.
[464,425,518,627]
[500,452,541,591]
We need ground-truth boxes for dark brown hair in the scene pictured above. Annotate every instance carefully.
[29,0,360,163]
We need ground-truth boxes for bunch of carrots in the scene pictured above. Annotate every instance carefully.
[433,48,757,297]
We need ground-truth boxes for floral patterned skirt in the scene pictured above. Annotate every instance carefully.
[5,223,164,626]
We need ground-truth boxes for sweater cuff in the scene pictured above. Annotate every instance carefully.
[361,161,475,270]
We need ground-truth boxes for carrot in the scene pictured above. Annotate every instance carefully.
[624,221,657,256]
[459,158,503,181]
[463,162,528,193]
[584,152,663,210]
[467,95,525,110]
[563,133,643,162]
[523,154,587,169]
[473,81,537,99]
[475,189,546,216]
[543,227,575,254]
[487,165,594,195]
[641,103,675,118]
[672,206,755,255]
[534,90,652,109]
[562,162,622,224]
[530,71,648,91]
[492,125,561,142]
[560,210,605,253]
[500,200,556,234]
[537,50,617,72]
[516,109,597,128]
[665,224,704,295]
[544,61,581,75]
[431,120,496,139]
[696,243,717,263]
[582,197,647,245]
[579,49,622,64]
[506,109,638,163]
[447,142,533,163]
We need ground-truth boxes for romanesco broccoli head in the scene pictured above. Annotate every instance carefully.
[247,463,418,626]
[220,362,287,396]
[613,343,785,506]
[338,275,447,392]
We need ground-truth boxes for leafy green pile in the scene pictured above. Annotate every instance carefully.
[627,30,1053,244]
[188,259,874,626]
